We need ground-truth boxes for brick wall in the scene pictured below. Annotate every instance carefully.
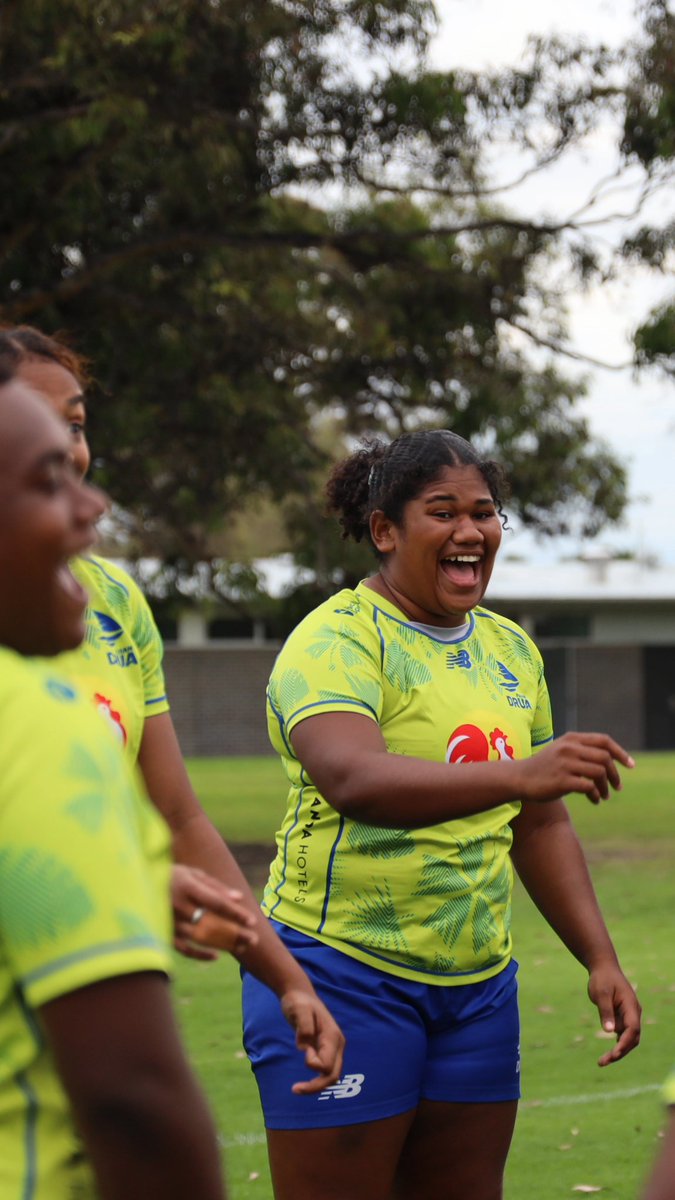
[164,641,657,757]
[163,645,280,756]
[575,644,644,749]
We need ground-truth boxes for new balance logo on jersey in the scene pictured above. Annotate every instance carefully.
[446,649,472,670]
[317,1073,365,1101]
[92,610,124,646]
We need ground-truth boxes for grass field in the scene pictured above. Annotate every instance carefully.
[177,753,675,1199]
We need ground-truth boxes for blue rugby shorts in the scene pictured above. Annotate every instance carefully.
[241,922,520,1130]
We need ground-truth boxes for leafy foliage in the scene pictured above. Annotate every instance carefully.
[0,0,672,603]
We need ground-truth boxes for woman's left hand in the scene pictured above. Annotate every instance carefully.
[587,962,642,1066]
[171,864,258,962]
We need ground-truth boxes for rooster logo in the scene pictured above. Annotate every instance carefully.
[94,693,127,746]
[490,728,515,760]
[446,724,490,763]
[446,724,515,763]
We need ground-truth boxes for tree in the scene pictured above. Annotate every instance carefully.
[1,0,672,600]
[620,0,675,377]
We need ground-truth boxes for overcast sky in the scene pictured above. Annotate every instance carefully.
[431,0,675,566]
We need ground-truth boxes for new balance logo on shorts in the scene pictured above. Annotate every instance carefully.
[317,1073,365,1101]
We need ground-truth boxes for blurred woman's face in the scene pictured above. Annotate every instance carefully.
[0,380,104,655]
[15,359,90,479]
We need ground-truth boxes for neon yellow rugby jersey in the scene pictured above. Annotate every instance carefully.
[49,555,170,763]
[0,647,172,1199]
[264,582,553,985]
[664,1068,675,1107]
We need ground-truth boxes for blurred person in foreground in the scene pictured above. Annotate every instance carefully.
[0,324,344,1092]
[641,1070,675,1198]
[243,429,642,1200]
[0,364,228,1198]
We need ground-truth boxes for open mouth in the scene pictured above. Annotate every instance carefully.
[56,562,89,611]
[440,554,482,587]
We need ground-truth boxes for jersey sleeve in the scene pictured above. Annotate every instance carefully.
[267,603,384,749]
[126,574,170,717]
[0,674,172,1011]
[531,668,553,747]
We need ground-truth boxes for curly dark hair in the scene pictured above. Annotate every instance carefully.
[0,325,92,387]
[325,430,510,553]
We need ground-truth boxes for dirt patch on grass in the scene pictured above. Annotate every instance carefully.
[229,839,674,889]
[583,840,674,864]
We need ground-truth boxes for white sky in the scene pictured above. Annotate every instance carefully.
[431,0,675,565]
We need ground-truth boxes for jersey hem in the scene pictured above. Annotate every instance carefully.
[22,943,171,1008]
[269,917,512,987]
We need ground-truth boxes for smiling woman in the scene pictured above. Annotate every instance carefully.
[0,376,104,654]
[0,323,344,1093]
[242,429,643,1200]
[0,367,228,1199]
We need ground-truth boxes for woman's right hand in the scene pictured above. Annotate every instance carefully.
[280,987,345,1095]
[516,732,635,805]
[171,864,258,961]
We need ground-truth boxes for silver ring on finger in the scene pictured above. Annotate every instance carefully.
[190,906,206,926]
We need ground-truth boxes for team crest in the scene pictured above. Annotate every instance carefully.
[446,723,515,763]
[94,693,128,745]
[92,610,124,646]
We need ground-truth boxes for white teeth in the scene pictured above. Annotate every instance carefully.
[445,555,480,563]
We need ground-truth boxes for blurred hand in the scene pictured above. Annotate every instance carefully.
[171,864,258,962]
[516,732,635,805]
[279,988,345,1094]
[587,961,642,1066]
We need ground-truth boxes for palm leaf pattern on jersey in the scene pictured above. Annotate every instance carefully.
[66,740,140,846]
[473,859,511,951]
[471,896,498,954]
[340,882,414,955]
[392,621,447,663]
[276,669,310,715]
[66,792,108,834]
[65,739,109,835]
[414,838,508,953]
[384,641,432,693]
[456,837,487,877]
[414,851,474,946]
[305,623,379,670]
[317,672,381,715]
[430,949,460,972]
[133,602,157,652]
[93,564,134,626]
[502,628,536,671]
[116,909,161,943]
[0,848,94,946]
[345,824,416,858]
[393,621,422,647]
[421,893,473,947]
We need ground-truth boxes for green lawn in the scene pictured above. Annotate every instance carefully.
[178,752,675,1199]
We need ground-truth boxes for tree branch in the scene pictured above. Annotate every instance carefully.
[503,316,634,371]
[1,216,573,319]
[0,104,93,154]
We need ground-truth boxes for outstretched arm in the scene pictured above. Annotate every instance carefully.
[41,972,225,1200]
[510,800,641,1066]
[289,714,634,828]
[138,712,344,1091]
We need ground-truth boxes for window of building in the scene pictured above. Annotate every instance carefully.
[534,614,590,640]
